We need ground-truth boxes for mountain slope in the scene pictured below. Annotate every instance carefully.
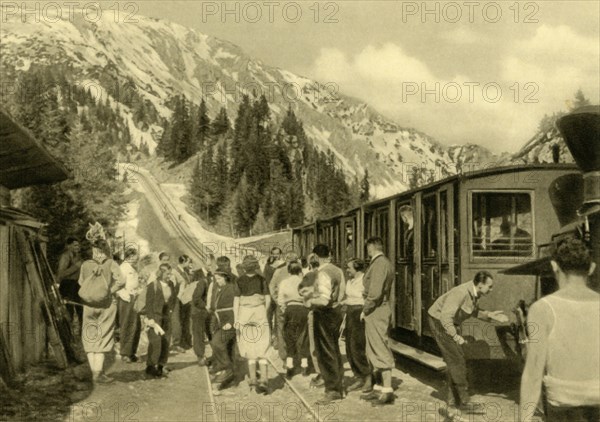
[1,10,500,198]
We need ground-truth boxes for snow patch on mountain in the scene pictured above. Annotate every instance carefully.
[0,8,507,198]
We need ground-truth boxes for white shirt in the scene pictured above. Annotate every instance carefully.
[117,261,139,302]
[344,273,365,306]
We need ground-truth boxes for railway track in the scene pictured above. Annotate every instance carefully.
[208,355,327,422]
[133,168,322,421]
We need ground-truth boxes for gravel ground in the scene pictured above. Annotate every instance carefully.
[1,336,533,422]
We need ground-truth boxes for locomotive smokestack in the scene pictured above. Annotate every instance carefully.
[556,105,600,209]
[557,105,600,291]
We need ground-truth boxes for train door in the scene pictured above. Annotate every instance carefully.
[395,200,415,330]
[420,186,455,337]
[421,193,438,336]
[340,215,357,264]
[331,221,341,265]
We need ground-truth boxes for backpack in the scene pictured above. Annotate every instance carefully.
[78,260,112,308]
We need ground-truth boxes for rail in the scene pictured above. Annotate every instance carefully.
[133,168,322,421]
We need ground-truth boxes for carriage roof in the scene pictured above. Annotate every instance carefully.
[294,163,579,231]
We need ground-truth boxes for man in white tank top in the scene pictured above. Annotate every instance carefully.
[520,238,600,422]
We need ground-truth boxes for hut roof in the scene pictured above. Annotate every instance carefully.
[0,108,69,189]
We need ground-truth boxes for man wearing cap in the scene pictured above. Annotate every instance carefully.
[306,244,346,404]
[359,237,395,406]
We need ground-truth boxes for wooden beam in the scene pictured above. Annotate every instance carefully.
[15,230,68,369]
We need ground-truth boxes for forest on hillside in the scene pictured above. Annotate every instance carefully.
[156,94,370,237]
[2,65,592,256]
[4,66,135,265]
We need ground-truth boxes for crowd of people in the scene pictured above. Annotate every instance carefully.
[54,224,600,418]
[53,224,400,406]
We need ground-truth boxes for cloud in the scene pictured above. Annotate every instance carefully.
[501,25,599,109]
[444,27,482,44]
[309,27,599,153]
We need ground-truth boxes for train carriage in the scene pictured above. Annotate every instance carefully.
[293,163,581,360]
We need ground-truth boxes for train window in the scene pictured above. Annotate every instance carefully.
[397,204,414,260]
[377,209,389,254]
[472,192,533,257]
[422,195,438,259]
[344,223,355,260]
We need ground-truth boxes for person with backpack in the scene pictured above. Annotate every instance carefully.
[78,238,125,384]
[117,247,142,363]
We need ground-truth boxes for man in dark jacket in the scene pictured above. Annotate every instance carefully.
[142,263,178,378]
[209,269,238,388]
[360,237,395,406]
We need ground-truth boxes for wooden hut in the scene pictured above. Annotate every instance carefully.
[0,108,72,385]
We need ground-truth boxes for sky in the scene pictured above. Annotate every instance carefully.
[77,1,600,152]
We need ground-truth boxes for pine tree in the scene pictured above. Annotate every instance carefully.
[157,120,173,159]
[360,170,370,203]
[573,89,591,109]
[197,99,211,149]
[212,107,230,136]
[171,96,193,162]
[230,95,252,187]
[252,208,273,235]
[213,143,229,215]
[234,173,260,236]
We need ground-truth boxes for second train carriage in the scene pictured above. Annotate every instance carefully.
[292,163,580,360]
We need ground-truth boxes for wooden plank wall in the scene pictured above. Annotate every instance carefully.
[0,223,48,383]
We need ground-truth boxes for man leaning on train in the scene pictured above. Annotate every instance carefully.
[427,270,509,411]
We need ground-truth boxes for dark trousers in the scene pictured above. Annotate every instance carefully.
[59,279,83,330]
[118,296,141,357]
[283,305,310,364]
[345,305,371,378]
[546,403,600,422]
[147,309,171,367]
[275,305,286,360]
[205,314,213,342]
[179,302,192,349]
[428,316,469,405]
[192,311,208,358]
[313,307,344,394]
[210,328,237,373]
